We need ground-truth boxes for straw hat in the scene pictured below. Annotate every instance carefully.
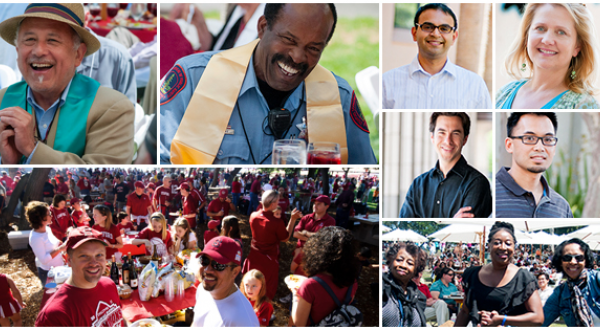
[0,3,100,56]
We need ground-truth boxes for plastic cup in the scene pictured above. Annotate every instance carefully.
[272,139,307,164]
[307,142,341,164]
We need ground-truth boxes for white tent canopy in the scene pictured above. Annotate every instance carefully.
[518,231,568,245]
[428,224,532,243]
[382,224,392,233]
[435,220,598,232]
[567,225,600,241]
[382,229,428,243]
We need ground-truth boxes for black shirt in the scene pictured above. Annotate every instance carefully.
[114,182,129,202]
[399,155,492,218]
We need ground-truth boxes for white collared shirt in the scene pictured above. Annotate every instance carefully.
[382,56,492,109]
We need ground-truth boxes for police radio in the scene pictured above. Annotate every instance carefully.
[268,108,292,140]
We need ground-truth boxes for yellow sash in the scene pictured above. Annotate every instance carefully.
[170,39,348,164]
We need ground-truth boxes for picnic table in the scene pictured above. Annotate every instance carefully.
[90,18,156,43]
[350,214,379,245]
[121,285,197,323]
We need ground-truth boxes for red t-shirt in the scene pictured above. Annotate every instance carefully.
[203,230,219,246]
[71,209,89,227]
[137,227,172,257]
[294,213,336,248]
[116,222,135,233]
[56,182,69,195]
[92,224,121,259]
[77,178,90,191]
[207,199,230,221]
[126,192,152,217]
[249,211,288,258]
[232,181,242,193]
[417,282,432,299]
[250,299,273,327]
[277,197,290,212]
[297,274,358,325]
[35,277,125,327]
[250,180,261,193]
[49,206,72,240]
[153,185,172,214]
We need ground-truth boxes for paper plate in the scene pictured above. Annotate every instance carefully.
[284,274,307,290]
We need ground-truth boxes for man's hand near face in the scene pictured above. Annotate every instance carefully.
[0,106,37,163]
[453,206,474,218]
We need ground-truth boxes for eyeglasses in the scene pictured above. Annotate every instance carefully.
[199,255,237,271]
[415,22,456,34]
[561,254,585,263]
[509,135,558,146]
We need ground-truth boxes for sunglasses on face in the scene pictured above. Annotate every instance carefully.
[561,254,585,263]
[199,255,236,271]
[445,273,455,277]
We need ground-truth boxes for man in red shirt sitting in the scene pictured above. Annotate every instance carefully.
[126,181,153,231]
[35,227,124,327]
[207,189,234,225]
[412,271,449,325]
[293,195,335,258]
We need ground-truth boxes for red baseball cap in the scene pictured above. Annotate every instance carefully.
[207,220,220,229]
[147,182,156,189]
[134,181,145,188]
[199,236,242,266]
[65,227,107,250]
[70,198,80,205]
[314,195,331,205]
[219,189,228,198]
[177,182,190,190]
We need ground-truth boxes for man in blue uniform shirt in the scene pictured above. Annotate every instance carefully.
[160,3,376,165]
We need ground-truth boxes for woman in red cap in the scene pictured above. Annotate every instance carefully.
[207,189,234,225]
[243,190,302,300]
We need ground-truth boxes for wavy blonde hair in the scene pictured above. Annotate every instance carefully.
[149,212,168,241]
[505,3,599,95]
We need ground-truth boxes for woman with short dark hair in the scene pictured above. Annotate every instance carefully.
[26,201,67,285]
[382,241,427,327]
[48,194,73,241]
[543,238,600,326]
[455,222,543,327]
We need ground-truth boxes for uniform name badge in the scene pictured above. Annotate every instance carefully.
[225,125,235,135]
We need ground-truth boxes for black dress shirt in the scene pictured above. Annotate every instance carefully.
[399,155,492,218]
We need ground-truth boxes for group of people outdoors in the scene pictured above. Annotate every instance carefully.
[399,111,572,218]
[383,222,600,327]
[383,3,599,109]
[1,166,377,327]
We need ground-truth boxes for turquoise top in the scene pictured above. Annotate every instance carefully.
[501,80,568,109]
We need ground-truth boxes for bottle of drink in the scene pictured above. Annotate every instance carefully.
[110,255,120,286]
[151,244,159,266]
[130,257,139,290]
[47,266,55,286]
[122,254,130,286]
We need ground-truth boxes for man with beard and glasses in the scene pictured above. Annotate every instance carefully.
[192,236,259,327]
[382,3,491,109]
[0,3,134,164]
[400,112,492,218]
[496,112,572,218]
[35,227,125,326]
[160,3,376,165]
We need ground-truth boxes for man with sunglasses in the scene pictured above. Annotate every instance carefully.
[382,3,491,109]
[192,236,259,327]
[496,112,573,218]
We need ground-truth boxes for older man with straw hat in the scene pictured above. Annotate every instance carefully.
[0,3,134,164]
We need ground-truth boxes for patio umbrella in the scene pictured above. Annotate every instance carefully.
[568,225,600,241]
[429,224,532,243]
[382,229,428,243]
[518,231,568,245]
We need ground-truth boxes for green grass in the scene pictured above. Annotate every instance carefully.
[319,17,380,162]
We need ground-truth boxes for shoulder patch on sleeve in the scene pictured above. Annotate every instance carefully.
[160,64,187,105]
[349,91,370,133]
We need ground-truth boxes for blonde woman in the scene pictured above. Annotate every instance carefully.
[92,204,123,259]
[497,3,599,109]
[133,212,173,258]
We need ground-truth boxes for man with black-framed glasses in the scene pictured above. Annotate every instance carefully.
[496,112,573,218]
[382,3,492,109]
[192,236,259,327]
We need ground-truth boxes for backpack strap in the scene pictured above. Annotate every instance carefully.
[313,276,341,307]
